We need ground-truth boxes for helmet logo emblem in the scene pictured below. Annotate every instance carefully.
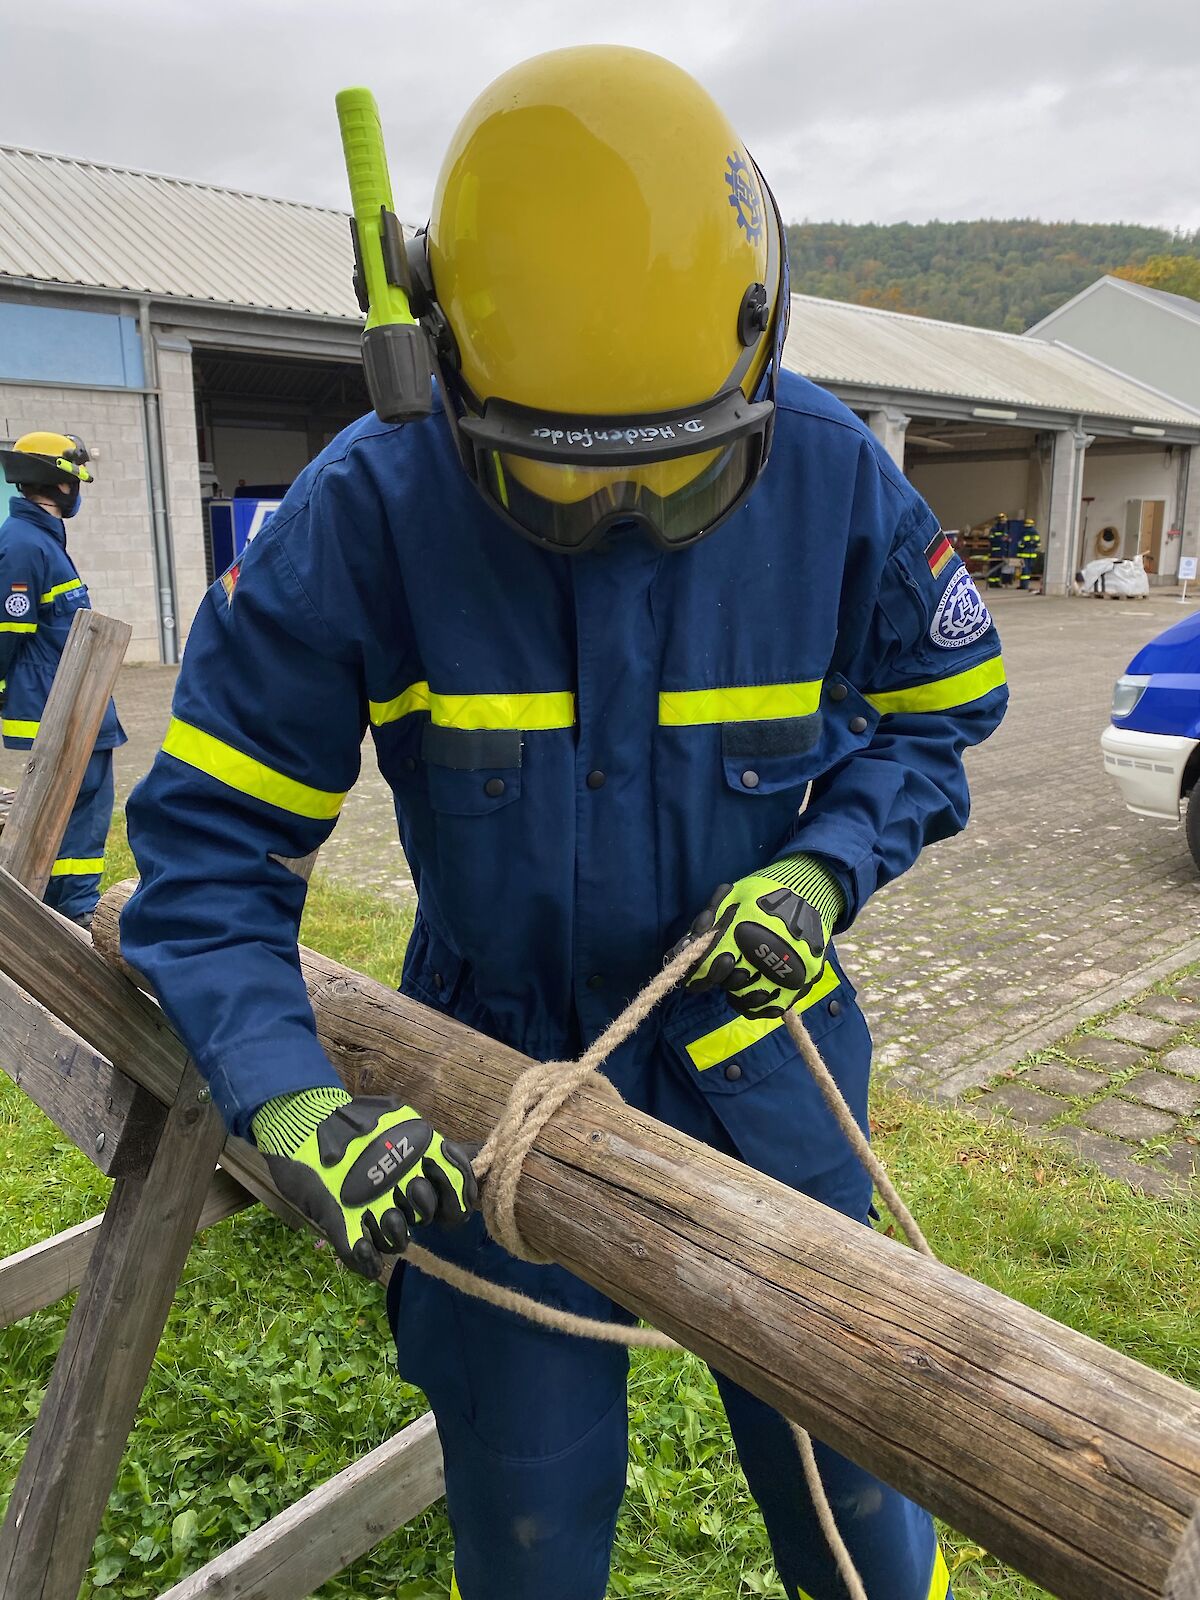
[724,153,762,244]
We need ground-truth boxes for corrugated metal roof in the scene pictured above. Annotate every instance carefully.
[4,144,1198,428]
[783,292,1200,427]
[0,144,361,319]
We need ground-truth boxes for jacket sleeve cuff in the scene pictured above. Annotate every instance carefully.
[781,824,879,931]
[200,1033,346,1140]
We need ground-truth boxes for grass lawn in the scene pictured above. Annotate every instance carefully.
[0,824,1196,1598]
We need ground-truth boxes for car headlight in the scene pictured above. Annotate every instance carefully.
[1111,674,1150,718]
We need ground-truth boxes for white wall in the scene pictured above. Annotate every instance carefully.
[0,382,160,660]
[906,457,1030,532]
[1080,447,1184,577]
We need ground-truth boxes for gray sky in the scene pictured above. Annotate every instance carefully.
[6,0,1200,231]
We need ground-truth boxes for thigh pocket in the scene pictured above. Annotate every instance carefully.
[664,961,872,1189]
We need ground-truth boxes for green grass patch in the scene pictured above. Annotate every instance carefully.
[0,834,1196,1597]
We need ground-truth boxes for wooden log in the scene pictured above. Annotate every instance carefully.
[0,1169,253,1329]
[156,1413,444,1600]
[0,609,131,897]
[0,871,1194,1600]
[0,1064,226,1600]
[0,967,165,1177]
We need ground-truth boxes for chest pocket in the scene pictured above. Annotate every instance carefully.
[422,724,523,815]
[720,676,880,799]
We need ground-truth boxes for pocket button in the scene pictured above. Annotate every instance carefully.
[828,999,841,1017]
[724,1063,743,1081]
[484,778,506,798]
[741,770,760,789]
[849,716,868,734]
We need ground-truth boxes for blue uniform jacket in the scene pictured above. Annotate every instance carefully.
[0,497,125,751]
[122,373,1007,1158]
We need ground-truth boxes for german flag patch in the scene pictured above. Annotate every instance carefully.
[219,561,241,607]
[924,529,954,579]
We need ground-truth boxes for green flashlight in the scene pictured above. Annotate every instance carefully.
[336,86,432,421]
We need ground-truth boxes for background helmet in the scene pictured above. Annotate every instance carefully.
[422,46,788,552]
[0,431,93,492]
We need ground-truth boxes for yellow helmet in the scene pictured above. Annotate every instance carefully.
[411,45,788,552]
[0,431,93,490]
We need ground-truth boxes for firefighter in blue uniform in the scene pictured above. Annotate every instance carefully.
[987,513,1008,586]
[0,433,124,928]
[121,48,1007,1600]
[1017,518,1041,590]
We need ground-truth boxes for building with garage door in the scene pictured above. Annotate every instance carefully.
[0,144,365,662]
[4,142,1200,661]
[781,295,1200,592]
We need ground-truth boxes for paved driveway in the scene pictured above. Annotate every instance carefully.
[5,592,1196,1093]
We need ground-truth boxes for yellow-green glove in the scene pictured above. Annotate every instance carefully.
[253,1086,478,1279]
[679,855,844,1019]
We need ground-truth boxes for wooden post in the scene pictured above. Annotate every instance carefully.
[0,609,130,897]
[156,1414,444,1600]
[58,879,1196,1599]
[0,1064,226,1599]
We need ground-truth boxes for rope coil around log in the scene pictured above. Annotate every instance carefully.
[404,935,935,1600]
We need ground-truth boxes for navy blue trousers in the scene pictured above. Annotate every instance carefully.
[387,1003,951,1600]
[43,749,113,924]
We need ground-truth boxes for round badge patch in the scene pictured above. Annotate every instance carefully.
[4,592,30,618]
[931,566,991,649]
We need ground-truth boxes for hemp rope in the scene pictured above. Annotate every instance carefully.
[404,936,934,1600]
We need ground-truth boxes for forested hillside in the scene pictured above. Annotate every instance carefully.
[784,220,1200,331]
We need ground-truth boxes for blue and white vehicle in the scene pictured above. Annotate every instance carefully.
[1102,609,1200,868]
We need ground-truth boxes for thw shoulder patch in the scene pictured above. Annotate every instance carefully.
[931,566,991,649]
[218,561,241,608]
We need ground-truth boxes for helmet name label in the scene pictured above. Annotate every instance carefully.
[530,420,705,450]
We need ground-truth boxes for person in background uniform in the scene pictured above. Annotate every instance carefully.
[0,433,125,928]
[120,48,1007,1600]
[988,513,1008,586]
[1017,518,1041,590]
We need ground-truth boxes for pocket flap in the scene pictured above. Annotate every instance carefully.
[666,962,850,1095]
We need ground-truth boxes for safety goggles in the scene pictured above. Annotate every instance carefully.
[455,386,776,553]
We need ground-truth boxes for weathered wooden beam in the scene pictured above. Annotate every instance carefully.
[0,967,165,1177]
[156,1413,444,1600]
[0,609,131,897]
[0,1169,253,1329]
[0,1064,226,1600]
[84,880,1200,1600]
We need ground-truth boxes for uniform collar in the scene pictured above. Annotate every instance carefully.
[6,495,67,546]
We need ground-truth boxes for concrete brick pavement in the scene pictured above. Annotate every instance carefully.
[3,591,1197,1098]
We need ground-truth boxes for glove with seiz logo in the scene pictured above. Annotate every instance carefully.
[252,1087,478,1279]
[679,855,845,1020]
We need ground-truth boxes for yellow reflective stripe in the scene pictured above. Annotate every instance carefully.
[161,717,346,821]
[685,963,841,1070]
[865,655,1006,716]
[2,719,40,739]
[50,857,104,877]
[0,622,37,634]
[450,1577,463,1600]
[926,1545,950,1600]
[369,682,575,731]
[659,681,822,726]
[40,580,84,603]
[369,681,431,725]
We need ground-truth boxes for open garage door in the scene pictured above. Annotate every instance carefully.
[192,347,367,579]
